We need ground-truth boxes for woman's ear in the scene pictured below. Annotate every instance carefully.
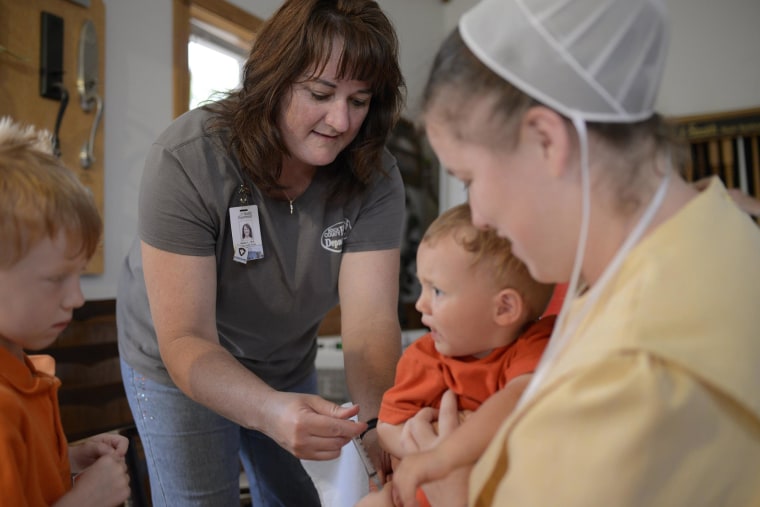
[493,288,524,327]
[520,106,574,178]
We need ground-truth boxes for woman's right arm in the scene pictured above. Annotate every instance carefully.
[141,241,363,459]
[142,241,272,424]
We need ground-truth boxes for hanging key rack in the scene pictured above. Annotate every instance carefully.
[0,0,107,273]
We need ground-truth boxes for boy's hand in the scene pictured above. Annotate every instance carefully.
[53,453,131,507]
[72,453,131,506]
[69,433,129,473]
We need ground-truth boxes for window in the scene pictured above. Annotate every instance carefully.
[173,0,261,118]
[188,17,248,109]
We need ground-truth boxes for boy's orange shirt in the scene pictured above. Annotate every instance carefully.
[0,347,71,506]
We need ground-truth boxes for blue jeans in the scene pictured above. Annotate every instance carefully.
[120,358,321,506]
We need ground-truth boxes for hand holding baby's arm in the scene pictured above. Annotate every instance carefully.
[391,390,466,507]
[377,404,443,460]
[392,375,532,506]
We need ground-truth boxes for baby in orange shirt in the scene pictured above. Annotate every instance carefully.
[366,203,556,506]
[0,117,130,506]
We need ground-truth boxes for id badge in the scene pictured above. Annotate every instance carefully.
[229,205,264,264]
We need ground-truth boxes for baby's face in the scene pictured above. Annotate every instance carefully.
[414,235,507,358]
[0,232,87,359]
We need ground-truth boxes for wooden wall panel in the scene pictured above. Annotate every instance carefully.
[0,0,105,273]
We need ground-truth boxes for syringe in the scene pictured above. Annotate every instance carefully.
[351,435,383,491]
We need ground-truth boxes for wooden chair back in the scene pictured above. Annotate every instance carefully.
[37,299,151,507]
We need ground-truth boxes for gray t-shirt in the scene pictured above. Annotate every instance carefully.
[117,107,405,389]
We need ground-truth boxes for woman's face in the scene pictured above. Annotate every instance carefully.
[425,96,576,283]
[278,41,372,170]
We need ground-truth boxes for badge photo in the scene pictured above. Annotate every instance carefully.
[229,205,264,264]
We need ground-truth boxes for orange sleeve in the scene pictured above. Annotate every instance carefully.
[379,335,449,425]
[502,315,556,383]
[542,283,568,317]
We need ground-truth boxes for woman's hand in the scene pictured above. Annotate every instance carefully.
[391,390,469,507]
[397,405,439,456]
[262,392,366,460]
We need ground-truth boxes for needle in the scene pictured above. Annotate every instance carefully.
[352,435,383,491]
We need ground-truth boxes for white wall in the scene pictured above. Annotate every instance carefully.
[83,0,759,299]
[85,0,174,300]
[439,0,760,115]
[437,0,760,212]
[658,0,760,116]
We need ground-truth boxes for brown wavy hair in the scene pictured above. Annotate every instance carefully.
[423,204,555,320]
[207,0,405,201]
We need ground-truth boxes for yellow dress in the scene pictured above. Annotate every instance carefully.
[470,179,760,506]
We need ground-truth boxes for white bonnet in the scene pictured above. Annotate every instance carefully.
[459,0,670,123]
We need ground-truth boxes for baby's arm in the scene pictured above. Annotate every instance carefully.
[377,419,409,459]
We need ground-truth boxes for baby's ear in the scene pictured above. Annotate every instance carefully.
[494,288,523,326]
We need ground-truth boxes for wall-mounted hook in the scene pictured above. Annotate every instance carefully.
[51,84,69,158]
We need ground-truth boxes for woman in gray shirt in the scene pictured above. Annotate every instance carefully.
[117,0,406,504]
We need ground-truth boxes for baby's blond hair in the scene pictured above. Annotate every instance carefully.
[0,117,102,268]
[422,204,554,320]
